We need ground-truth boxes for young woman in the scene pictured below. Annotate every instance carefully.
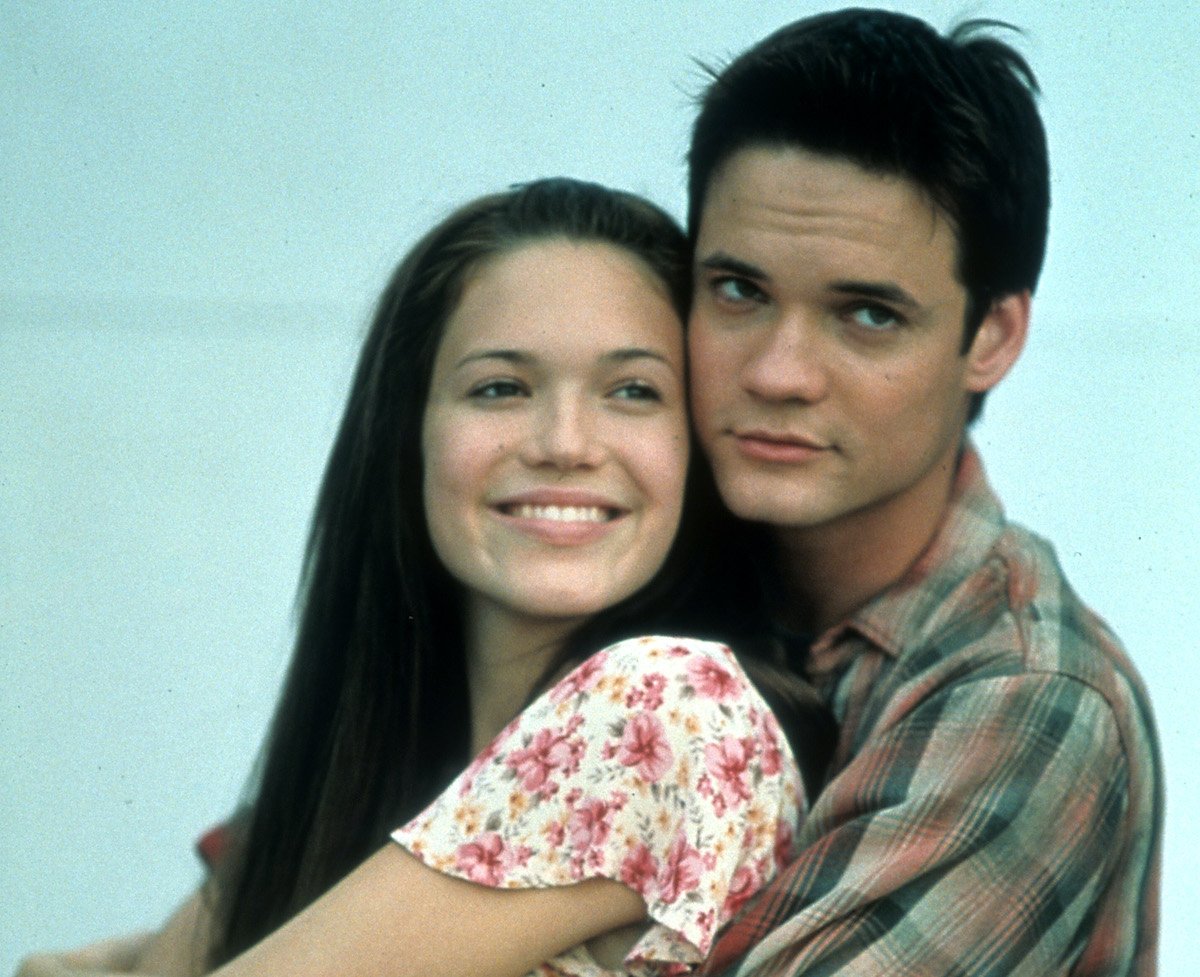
[17,179,833,977]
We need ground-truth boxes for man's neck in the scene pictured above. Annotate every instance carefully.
[772,447,961,634]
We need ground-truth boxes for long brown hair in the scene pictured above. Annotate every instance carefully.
[207,178,833,966]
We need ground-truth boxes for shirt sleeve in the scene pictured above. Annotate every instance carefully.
[392,636,805,977]
[195,812,249,872]
[195,823,232,871]
[704,672,1134,977]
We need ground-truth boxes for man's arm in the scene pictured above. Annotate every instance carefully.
[707,671,1153,976]
[14,887,211,977]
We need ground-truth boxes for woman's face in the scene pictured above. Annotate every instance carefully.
[422,238,689,629]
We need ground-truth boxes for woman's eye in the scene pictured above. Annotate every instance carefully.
[712,276,766,304]
[469,379,527,399]
[847,304,903,331]
[611,380,661,402]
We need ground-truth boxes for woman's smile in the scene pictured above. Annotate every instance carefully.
[421,238,689,625]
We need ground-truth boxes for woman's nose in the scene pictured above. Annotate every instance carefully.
[520,395,604,470]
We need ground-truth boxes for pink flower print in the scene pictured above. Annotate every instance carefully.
[705,735,754,813]
[510,844,533,870]
[506,725,584,794]
[758,727,783,777]
[567,797,612,853]
[455,832,510,887]
[616,711,674,782]
[625,672,667,710]
[459,735,502,796]
[657,831,703,904]
[619,843,660,896]
[639,672,667,711]
[686,654,741,701]
[544,820,565,848]
[550,650,608,703]
[722,864,761,918]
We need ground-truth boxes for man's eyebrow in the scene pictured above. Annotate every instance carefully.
[696,252,769,281]
[830,280,920,309]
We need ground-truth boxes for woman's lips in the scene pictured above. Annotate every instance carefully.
[491,491,627,545]
[733,430,830,464]
[501,503,615,523]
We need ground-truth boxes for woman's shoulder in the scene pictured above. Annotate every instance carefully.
[548,634,765,713]
[579,634,740,672]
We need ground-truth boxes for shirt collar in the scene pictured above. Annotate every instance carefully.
[806,443,1006,675]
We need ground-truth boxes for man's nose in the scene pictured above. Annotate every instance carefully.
[740,318,829,403]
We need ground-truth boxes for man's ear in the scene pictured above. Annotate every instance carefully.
[965,290,1030,394]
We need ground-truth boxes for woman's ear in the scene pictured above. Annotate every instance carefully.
[965,290,1031,394]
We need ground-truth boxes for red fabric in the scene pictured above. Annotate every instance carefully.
[195,821,234,871]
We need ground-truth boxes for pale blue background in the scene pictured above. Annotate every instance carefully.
[2,2,1195,972]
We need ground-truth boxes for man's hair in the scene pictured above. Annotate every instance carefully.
[687,8,1050,422]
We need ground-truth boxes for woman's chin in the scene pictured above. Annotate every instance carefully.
[504,586,640,627]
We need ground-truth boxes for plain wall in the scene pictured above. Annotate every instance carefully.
[2,1,1195,971]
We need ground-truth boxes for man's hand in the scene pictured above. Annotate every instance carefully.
[16,886,212,977]
[14,932,154,976]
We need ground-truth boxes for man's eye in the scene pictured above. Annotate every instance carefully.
[848,304,902,330]
[611,381,661,402]
[712,276,765,304]
[469,379,527,399]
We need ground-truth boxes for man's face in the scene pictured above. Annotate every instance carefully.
[689,146,999,542]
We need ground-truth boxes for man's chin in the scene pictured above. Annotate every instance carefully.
[716,484,834,530]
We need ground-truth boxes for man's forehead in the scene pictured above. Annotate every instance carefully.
[705,145,938,220]
[705,149,944,240]
[696,145,961,284]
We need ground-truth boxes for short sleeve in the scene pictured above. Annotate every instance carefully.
[391,636,805,977]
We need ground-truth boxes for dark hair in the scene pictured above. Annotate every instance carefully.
[688,8,1050,422]
[207,177,834,965]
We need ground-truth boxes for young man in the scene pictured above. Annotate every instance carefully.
[686,10,1161,977]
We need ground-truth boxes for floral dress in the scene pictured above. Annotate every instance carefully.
[391,636,804,977]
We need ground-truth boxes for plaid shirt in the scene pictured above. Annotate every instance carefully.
[705,446,1162,977]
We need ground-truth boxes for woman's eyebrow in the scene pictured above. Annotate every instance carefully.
[456,348,675,369]
[603,348,674,366]
[453,349,531,370]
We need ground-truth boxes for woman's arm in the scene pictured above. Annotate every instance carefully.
[210,844,645,977]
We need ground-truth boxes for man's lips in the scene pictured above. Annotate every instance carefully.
[732,429,831,463]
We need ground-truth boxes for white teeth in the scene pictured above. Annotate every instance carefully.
[513,504,610,523]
